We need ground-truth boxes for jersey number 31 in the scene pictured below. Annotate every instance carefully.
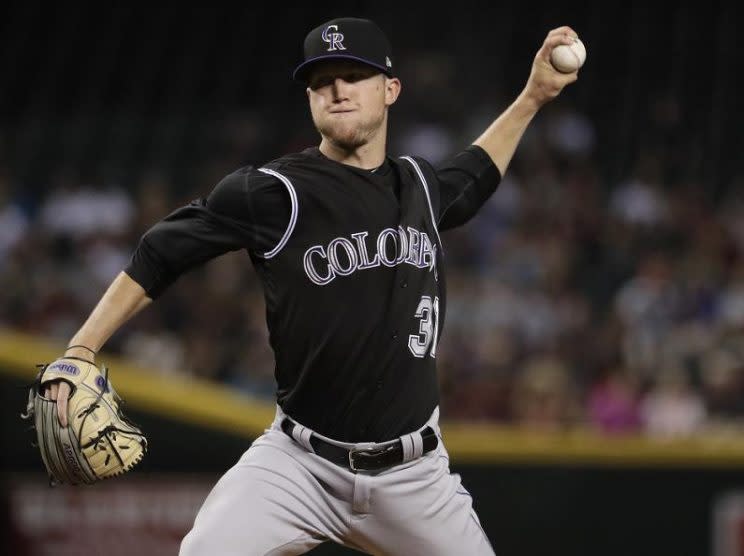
[408,295,440,358]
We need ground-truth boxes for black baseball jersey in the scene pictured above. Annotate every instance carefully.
[125,145,500,442]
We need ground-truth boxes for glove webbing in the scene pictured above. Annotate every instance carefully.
[70,365,146,481]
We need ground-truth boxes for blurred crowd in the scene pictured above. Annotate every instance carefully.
[2,92,744,439]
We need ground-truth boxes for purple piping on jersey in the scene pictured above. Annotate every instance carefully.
[293,54,392,81]
[258,168,299,259]
[400,156,443,252]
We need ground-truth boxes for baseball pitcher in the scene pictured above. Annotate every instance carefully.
[39,17,580,555]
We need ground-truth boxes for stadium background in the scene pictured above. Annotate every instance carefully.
[2,1,744,555]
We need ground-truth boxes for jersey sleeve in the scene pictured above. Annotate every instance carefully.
[434,145,502,232]
[124,167,291,298]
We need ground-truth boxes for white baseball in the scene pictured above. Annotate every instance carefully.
[550,37,586,73]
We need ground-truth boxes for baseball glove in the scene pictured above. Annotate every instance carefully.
[22,357,147,485]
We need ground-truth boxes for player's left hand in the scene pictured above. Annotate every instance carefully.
[522,26,580,108]
[23,357,148,485]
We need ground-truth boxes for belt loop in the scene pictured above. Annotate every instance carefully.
[399,431,424,463]
[291,423,315,453]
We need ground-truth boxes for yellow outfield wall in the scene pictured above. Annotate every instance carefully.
[3,328,744,468]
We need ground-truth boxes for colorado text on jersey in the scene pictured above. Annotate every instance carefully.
[302,225,437,286]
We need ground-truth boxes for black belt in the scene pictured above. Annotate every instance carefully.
[280,418,438,472]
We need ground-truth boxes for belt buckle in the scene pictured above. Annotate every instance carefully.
[348,442,378,472]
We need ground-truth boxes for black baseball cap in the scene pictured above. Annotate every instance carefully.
[292,17,393,82]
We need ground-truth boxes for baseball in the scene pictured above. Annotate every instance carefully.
[550,37,586,73]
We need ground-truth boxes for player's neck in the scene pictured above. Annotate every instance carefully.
[319,131,386,170]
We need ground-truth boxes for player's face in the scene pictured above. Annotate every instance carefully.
[306,61,401,150]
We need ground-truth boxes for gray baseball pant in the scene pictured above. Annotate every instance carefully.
[180,406,495,555]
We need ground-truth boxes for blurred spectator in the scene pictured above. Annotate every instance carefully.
[699,346,744,421]
[718,261,744,329]
[609,154,669,228]
[39,169,134,239]
[641,367,707,437]
[398,123,456,166]
[544,104,596,159]
[587,368,642,434]
[614,252,682,374]
[510,356,581,430]
[0,170,28,264]
[122,326,187,377]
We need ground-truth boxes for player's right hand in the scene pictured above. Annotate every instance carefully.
[523,26,580,107]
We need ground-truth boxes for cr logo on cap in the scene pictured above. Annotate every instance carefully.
[321,25,346,52]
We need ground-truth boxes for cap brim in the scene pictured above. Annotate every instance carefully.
[292,54,392,82]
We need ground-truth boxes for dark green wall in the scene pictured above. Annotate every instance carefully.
[4,373,744,556]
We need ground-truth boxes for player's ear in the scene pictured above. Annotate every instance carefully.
[384,77,401,106]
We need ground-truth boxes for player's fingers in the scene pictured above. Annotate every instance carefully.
[48,381,58,400]
[57,382,71,428]
[537,32,580,63]
[562,71,580,84]
[547,26,578,39]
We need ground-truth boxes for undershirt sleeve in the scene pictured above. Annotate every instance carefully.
[124,167,291,298]
[435,145,502,232]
